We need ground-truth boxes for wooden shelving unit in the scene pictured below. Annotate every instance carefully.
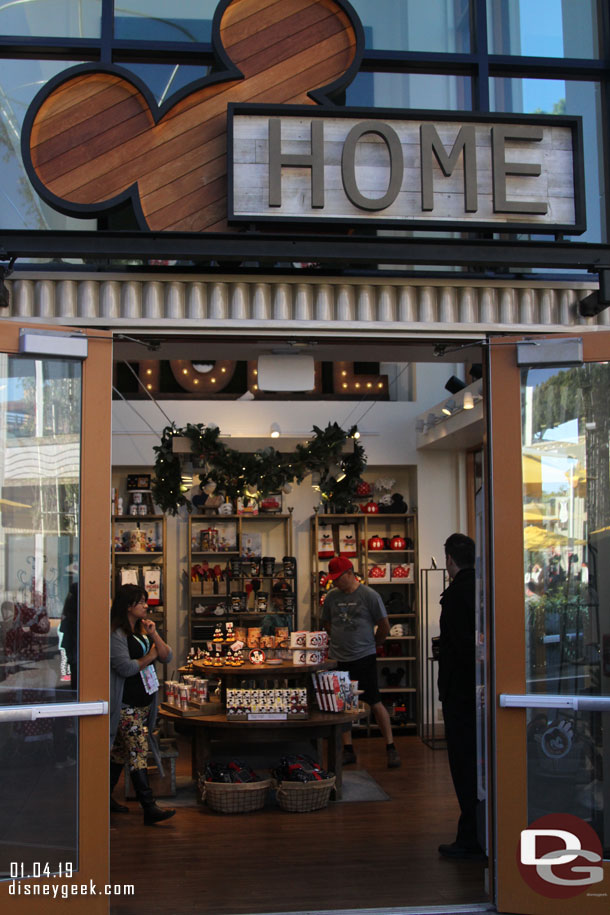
[310,511,418,733]
[188,512,296,647]
[111,514,168,651]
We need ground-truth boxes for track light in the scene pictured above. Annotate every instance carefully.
[469,363,482,381]
[445,376,466,394]
[442,398,456,416]
[463,391,474,410]
[270,422,281,438]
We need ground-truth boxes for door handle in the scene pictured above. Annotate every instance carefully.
[0,701,108,722]
[499,694,610,711]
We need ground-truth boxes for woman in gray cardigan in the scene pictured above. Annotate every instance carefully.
[110,584,175,824]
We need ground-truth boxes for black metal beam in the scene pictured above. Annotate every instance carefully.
[0,231,609,271]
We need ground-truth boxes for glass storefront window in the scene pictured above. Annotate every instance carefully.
[350,0,470,52]
[0,356,81,703]
[487,0,600,58]
[114,0,216,41]
[346,73,472,110]
[490,78,604,244]
[0,0,101,37]
[1,60,97,234]
[120,63,210,105]
[521,362,609,849]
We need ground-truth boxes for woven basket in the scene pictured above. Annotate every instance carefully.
[276,776,336,813]
[200,778,272,814]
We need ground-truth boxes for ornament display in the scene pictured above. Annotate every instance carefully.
[369,565,386,579]
[360,501,379,514]
[368,535,385,551]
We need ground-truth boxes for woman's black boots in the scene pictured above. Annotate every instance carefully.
[110,761,129,813]
[129,768,175,825]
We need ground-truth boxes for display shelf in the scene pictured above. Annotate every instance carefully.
[112,513,168,673]
[310,510,418,733]
[188,511,296,646]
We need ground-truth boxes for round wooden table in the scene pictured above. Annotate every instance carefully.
[159,706,366,799]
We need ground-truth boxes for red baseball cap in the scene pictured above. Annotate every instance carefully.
[328,556,354,580]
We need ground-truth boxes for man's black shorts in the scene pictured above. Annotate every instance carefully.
[337,653,381,706]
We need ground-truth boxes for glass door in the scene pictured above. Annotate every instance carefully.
[489,333,610,914]
[0,322,112,914]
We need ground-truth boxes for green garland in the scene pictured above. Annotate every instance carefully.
[152,421,367,515]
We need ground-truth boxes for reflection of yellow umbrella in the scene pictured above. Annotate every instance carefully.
[522,454,571,488]
[524,525,585,550]
[523,507,558,522]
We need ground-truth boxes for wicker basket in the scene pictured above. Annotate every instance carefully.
[200,778,273,814]
[276,776,336,813]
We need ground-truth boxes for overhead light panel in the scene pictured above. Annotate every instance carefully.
[257,354,315,392]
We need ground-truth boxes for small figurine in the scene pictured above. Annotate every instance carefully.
[213,623,224,642]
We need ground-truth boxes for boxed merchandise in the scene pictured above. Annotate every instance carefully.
[368,562,390,583]
[390,562,414,582]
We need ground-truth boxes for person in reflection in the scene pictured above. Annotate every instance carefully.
[110,584,175,824]
[322,556,401,769]
[59,582,78,693]
[437,534,485,860]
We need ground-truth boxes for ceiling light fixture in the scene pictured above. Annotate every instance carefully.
[445,375,466,394]
[270,422,281,438]
[463,391,474,410]
[442,398,456,416]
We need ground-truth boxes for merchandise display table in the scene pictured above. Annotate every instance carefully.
[159,706,366,799]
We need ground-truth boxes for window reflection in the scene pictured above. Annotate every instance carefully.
[0,0,101,38]
[0,357,81,704]
[346,73,472,110]
[1,59,96,235]
[487,0,600,59]
[522,362,609,850]
[114,0,216,42]
[350,0,471,52]
[491,78,604,244]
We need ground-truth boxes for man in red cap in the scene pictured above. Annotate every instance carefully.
[322,556,400,768]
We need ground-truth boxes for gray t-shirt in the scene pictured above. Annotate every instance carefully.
[322,583,387,662]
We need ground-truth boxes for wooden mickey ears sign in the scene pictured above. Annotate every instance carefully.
[21,0,362,234]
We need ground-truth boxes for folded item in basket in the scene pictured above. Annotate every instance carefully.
[205,760,262,784]
[274,754,332,783]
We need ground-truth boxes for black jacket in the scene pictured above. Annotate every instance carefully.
[438,567,476,704]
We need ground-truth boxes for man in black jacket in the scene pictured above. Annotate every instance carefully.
[437,533,485,860]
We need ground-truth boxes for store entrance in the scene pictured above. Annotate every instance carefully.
[109,332,491,914]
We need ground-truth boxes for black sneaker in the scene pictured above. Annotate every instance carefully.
[342,746,357,765]
[438,842,487,861]
[386,746,401,768]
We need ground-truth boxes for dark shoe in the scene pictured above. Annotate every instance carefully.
[130,768,175,825]
[143,803,176,826]
[438,842,487,861]
[386,746,401,768]
[110,796,129,813]
[342,746,357,765]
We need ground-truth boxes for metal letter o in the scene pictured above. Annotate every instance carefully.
[341,121,403,211]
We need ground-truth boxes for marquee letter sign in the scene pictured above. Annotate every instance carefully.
[229,106,584,233]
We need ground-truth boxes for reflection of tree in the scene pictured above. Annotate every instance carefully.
[530,364,610,532]
[20,374,81,438]
[527,582,599,693]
